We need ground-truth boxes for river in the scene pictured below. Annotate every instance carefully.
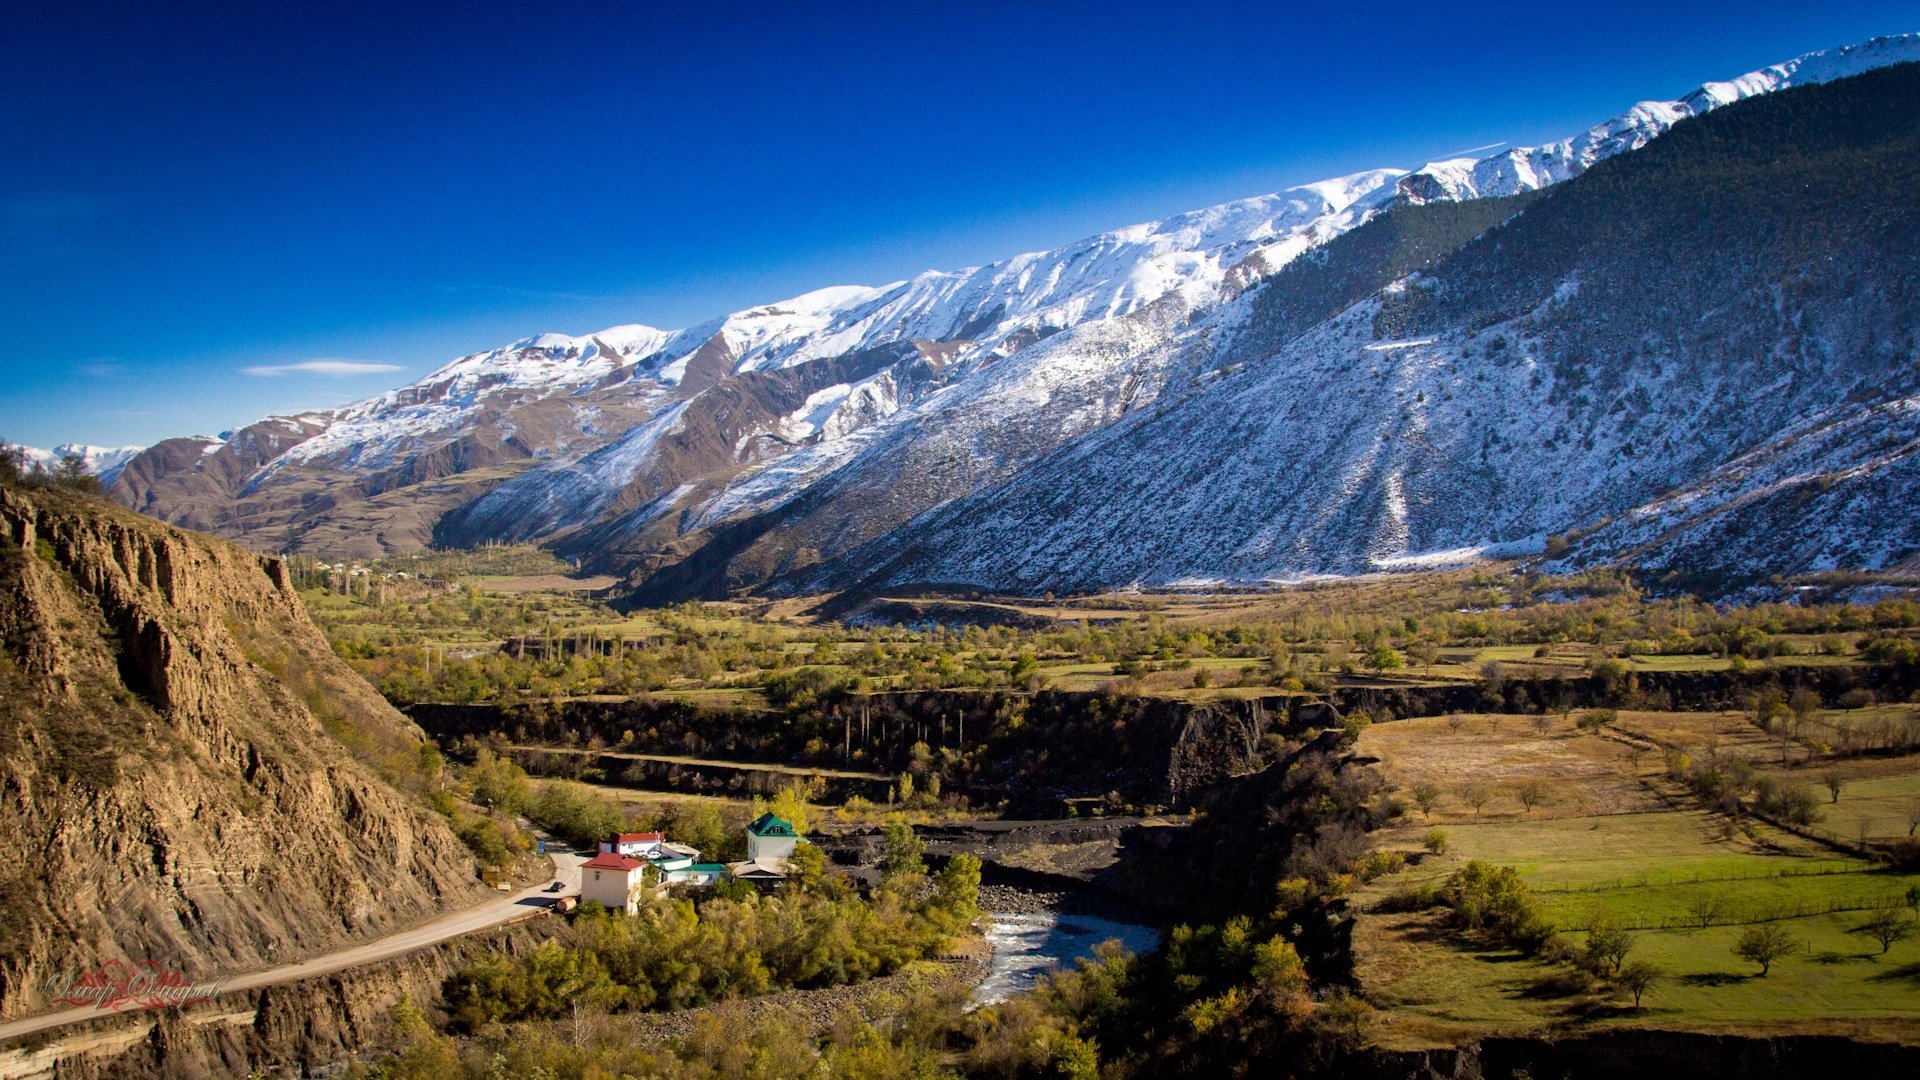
[970,910,1160,1007]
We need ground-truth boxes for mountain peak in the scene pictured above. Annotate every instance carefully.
[1396,31,1920,204]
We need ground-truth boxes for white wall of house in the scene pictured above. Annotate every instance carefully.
[582,864,642,915]
[747,832,798,863]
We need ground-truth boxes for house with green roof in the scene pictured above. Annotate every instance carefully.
[745,812,800,863]
[728,812,802,887]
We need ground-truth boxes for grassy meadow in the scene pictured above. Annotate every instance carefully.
[1354,711,1920,1047]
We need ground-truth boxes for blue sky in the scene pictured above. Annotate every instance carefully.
[3,0,1916,449]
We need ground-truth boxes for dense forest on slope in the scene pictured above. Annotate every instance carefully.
[1240,190,1543,356]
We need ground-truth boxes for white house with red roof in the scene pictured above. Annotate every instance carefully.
[580,850,647,915]
[600,832,665,858]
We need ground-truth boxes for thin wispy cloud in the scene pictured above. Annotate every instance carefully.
[241,359,403,377]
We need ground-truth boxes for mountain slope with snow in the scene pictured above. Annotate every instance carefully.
[814,59,1920,595]
[103,35,1920,595]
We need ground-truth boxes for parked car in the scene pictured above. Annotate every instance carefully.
[547,880,566,892]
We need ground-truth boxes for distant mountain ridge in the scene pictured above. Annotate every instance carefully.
[102,34,1920,597]
[16,443,143,483]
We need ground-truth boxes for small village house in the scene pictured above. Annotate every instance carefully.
[584,812,803,908]
[580,850,647,915]
[728,812,800,886]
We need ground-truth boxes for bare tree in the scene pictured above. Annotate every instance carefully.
[1514,780,1549,817]
[1686,892,1726,929]
[1412,642,1440,675]
[1861,907,1915,955]
[1822,772,1845,804]
[1788,687,1822,728]
[1531,714,1553,735]
[1463,784,1493,817]
[1445,714,1465,735]
[1617,959,1661,1008]
[1412,783,1441,820]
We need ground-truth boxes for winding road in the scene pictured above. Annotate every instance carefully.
[0,833,586,1047]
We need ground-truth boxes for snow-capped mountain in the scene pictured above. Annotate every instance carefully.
[1393,33,1920,203]
[107,34,1920,597]
[802,57,1920,595]
[16,443,145,484]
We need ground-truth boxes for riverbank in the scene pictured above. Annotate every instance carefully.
[598,937,993,1047]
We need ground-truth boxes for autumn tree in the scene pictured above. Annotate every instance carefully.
[880,822,926,882]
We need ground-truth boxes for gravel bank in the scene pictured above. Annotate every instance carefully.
[977,883,1066,913]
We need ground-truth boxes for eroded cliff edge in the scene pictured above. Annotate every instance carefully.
[0,486,484,1020]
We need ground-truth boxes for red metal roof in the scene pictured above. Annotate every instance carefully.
[613,832,664,843]
[583,852,643,871]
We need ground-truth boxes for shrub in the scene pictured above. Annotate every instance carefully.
[1758,781,1822,827]
[1575,708,1617,733]
[1588,657,1636,702]
[1372,885,1439,914]
[1441,862,1553,953]
[1423,829,1450,855]
[445,940,620,1031]
[1274,877,1315,914]
[1356,849,1405,882]
[457,817,521,868]
[1837,688,1876,710]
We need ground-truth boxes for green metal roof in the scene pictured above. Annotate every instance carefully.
[747,812,797,837]
[690,863,726,872]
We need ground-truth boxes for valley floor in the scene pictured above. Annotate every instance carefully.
[1350,709,1920,1048]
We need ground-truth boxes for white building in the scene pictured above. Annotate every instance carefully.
[745,813,799,863]
[600,831,665,859]
[580,851,647,915]
[729,813,800,887]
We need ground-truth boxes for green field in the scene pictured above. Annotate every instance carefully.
[1359,809,1920,1046]
[1355,707,1920,1047]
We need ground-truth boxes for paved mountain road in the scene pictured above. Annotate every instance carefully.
[0,835,585,1047]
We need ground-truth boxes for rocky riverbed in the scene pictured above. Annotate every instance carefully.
[977,883,1066,913]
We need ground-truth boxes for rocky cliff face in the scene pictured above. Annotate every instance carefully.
[0,486,484,1021]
